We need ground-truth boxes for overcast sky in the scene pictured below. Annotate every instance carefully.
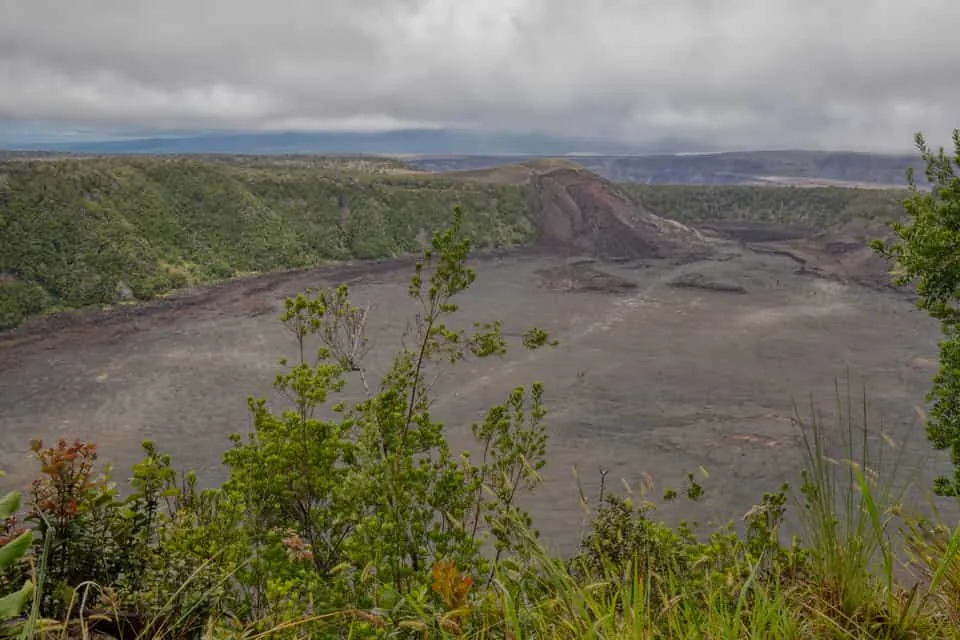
[1,0,957,151]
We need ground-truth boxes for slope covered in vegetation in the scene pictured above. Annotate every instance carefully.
[621,183,908,229]
[0,157,532,328]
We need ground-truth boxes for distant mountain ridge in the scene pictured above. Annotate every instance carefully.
[1,126,921,187]
[5,129,705,156]
[414,151,922,187]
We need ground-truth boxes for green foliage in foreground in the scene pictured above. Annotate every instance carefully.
[0,158,532,328]
[621,183,908,229]
[873,130,960,496]
[1,209,960,639]
[0,485,33,624]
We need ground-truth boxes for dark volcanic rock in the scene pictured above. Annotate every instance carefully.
[668,272,748,294]
[536,262,639,294]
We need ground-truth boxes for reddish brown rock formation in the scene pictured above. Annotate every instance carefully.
[525,165,712,261]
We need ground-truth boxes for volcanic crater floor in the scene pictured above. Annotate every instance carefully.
[0,240,950,553]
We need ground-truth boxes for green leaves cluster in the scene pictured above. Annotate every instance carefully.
[16,439,196,623]
[572,479,801,603]
[872,130,960,495]
[0,488,33,623]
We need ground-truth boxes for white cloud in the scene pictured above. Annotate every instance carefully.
[0,0,957,150]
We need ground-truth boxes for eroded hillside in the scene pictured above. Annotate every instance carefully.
[527,166,710,260]
[443,159,711,260]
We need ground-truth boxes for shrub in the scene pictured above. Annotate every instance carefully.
[0,282,51,330]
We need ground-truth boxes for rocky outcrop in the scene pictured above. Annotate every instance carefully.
[525,166,712,261]
[536,261,639,294]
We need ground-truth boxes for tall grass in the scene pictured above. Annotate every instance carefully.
[480,384,960,640]
[793,380,915,636]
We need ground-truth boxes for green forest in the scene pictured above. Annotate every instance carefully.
[620,183,908,228]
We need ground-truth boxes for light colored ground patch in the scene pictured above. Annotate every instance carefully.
[730,433,784,447]
[910,356,939,369]
[810,279,849,296]
[735,301,854,329]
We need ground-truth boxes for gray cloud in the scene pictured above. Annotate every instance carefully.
[1,0,957,150]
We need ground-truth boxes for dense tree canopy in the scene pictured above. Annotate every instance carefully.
[873,130,960,495]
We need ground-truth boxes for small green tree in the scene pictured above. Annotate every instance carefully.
[872,129,960,495]
[220,206,555,627]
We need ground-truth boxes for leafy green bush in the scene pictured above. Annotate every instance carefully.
[873,130,960,496]
[0,282,51,329]
[203,207,552,634]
